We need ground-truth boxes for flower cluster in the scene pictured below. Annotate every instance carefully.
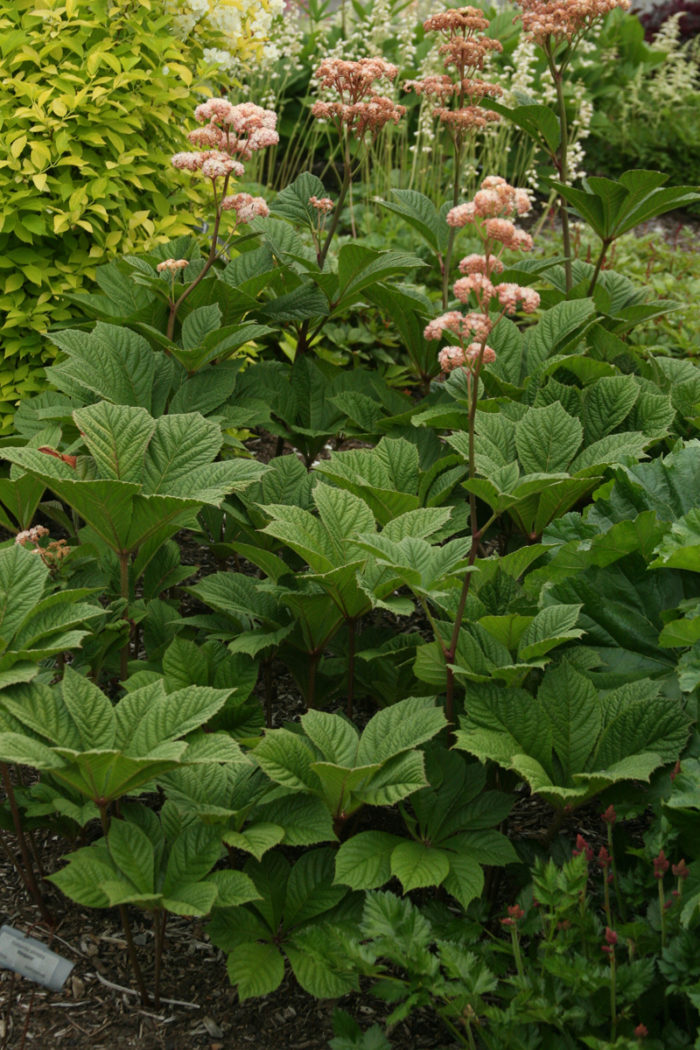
[16,525,70,569]
[406,7,503,139]
[193,100,278,155]
[171,99,278,227]
[156,258,190,274]
[426,176,540,375]
[500,903,525,927]
[517,0,631,47]
[15,524,50,546]
[220,192,270,223]
[309,196,334,213]
[311,58,406,139]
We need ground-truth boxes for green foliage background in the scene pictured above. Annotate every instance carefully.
[0,0,210,429]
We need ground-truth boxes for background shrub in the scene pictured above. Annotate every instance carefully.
[0,0,211,430]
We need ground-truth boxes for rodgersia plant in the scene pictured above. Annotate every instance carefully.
[405,6,504,307]
[422,176,539,724]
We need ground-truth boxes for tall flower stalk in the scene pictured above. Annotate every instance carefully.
[293,57,405,356]
[166,99,279,340]
[405,7,503,309]
[424,177,539,725]
[515,0,631,293]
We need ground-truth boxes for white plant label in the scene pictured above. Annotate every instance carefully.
[0,926,74,991]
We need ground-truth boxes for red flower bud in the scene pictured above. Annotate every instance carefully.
[597,846,610,869]
[672,858,689,880]
[573,834,594,862]
[634,1024,648,1038]
[602,804,617,826]
[604,927,618,946]
[653,850,670,879]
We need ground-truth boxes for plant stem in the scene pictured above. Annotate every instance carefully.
[545,43,573,294]
[442,347,489,726]
[346,618,356,720]
[296,144,353,358]
[510,925,525,980]
[588,237,612,297]
[658,878,666,949]
[0,763,52,924]
[118,552,130,682]
[307,651,319,710]
[442,135,464,310]
[607,822,626,922]
[153,911,167,1010]
[609,948,617,1042]
[166,178,227,341]
[99,803,150,1005]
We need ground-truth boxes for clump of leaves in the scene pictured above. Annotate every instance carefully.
[454,659,691,811]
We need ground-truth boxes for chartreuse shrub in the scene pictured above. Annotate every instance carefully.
[0,0,211,428]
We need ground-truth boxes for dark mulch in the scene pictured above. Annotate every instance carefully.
[0,851,454,1050]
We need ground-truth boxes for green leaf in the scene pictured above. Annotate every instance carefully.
[0,545,48,646]
[390,841,450,892]
[227,942,285,1000]
[537,661,600,781]
[222,824,285,861]
[163,824,222,895]
[378,190,444,252]
[181,304,222,349]
[107,818,154,894]
[443,853,485,911]
[301,709,360,766]
[0,732,63,769]
[271,171,327,225]
[142,413,221,494]
[161,881,218,916]
[253,729,318,792]
[515,402,583,474]
[48,850,113,909]
[357,696,445,764]
[60,667,116,750]
[334,831,402,890]
[285,848,346,927]
[74,402,155,483]
[488,100,560,154]
[207,869,261,908]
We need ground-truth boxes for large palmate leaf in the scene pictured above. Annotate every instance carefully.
[49,807,259,918]
[0,668,242,805]
[335,749,516,910]
[47,323,158,410]
[253,696,445,823]
[208,848,360,1001]
[161,760,335,857]
[314,437,465,524]
[454,659,691,809]
[2,403,266,573]
[524,442,700,690]
[451,398,654,537]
